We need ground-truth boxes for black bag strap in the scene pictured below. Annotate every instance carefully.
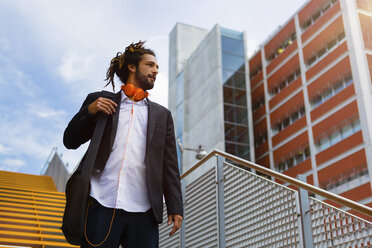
[80,91,108,178]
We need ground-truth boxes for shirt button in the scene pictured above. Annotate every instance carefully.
[96,169,101,173]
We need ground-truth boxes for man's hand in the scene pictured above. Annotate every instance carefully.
[88,97,117,115]
[167,214,183,236]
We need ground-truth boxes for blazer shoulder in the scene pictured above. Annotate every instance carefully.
[86,91,102,100]
[101,90,117,97]
[86,90,118,101]
[149,100,170,114]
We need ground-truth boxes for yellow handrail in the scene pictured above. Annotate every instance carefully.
[181,149,372,217]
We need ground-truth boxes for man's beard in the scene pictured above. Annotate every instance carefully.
[135,70,154,91]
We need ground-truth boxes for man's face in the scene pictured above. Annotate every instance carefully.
[135,54,159,91]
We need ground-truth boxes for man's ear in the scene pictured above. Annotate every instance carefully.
[128,64,136,73]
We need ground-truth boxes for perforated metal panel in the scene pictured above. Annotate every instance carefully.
[184,167,218,247]
[159,203,180,248]
[223,163,301,247]
[159,155,372,248]
[309,197,372,247]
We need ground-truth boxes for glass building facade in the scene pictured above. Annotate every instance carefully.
[221,28,251,160]
[169,23,253,174]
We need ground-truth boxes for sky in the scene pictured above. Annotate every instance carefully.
[0,0,308,175]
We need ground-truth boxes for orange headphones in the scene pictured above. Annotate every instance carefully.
[121,84,149,101]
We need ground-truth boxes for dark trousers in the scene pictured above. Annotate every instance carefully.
[81,198,159,248]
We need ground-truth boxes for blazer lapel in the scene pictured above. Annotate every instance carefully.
[146,99,157,150]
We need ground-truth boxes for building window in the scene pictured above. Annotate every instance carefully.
[267,32,296,63]
[252,97,265,112]
[306,31,346,68]
[269,68,301,99]
[272,106,305,135]
[250,64,262,80]
[276,147,310,172]
[221,31,245,83]
[301,0,339,31]
[322,164,369,190]
[255,132,268,148]
[221,28,250,161]
[315,119,361,152]
[310,74,353,108]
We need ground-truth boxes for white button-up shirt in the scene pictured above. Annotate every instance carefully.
[90,91,151,212]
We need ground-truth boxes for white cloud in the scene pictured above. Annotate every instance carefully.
[148,35,167,42]
[58,52,97,83]
[27,103,67,119]
[0,36,10,52]
[0,111,63,161]
[2,158,26,167]
[0,166,18,172]
[0,128,52,160]
[0,57,39,99]
[0,143,12,154]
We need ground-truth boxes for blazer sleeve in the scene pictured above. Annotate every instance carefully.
[63,93,99,149]
[162,110,183,217]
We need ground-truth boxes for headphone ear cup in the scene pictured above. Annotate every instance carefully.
[123,84,135,97]
[133,88,145,101]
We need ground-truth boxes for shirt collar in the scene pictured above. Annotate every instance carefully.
[120,90,148,106]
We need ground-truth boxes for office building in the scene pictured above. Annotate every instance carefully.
[169,0,372,214]
[168,23,254,174]
[250,0,372,213]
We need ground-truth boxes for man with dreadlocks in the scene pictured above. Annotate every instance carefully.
[63,41,183,248]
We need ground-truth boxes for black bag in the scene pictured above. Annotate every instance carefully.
[62,113,108,245]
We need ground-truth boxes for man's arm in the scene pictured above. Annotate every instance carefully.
[162,110,183,236]
[63,93,117,149]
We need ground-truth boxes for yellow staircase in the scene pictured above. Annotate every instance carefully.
[0,171,77,248]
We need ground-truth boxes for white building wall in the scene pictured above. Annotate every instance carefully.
[169,23,208,114]
[182,25,225,175]
[44,153,70,192]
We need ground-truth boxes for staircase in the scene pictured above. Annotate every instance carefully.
[0,171,77,248]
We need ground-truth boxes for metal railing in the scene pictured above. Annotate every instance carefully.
[159,149,372,247]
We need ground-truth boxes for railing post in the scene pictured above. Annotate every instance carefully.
[180,182,186,248]
[297,174,314,248]
[217,155,226,248]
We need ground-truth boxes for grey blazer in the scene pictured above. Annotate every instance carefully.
[63,90,183,223]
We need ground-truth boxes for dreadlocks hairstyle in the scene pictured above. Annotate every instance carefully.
[105,40,156,91]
